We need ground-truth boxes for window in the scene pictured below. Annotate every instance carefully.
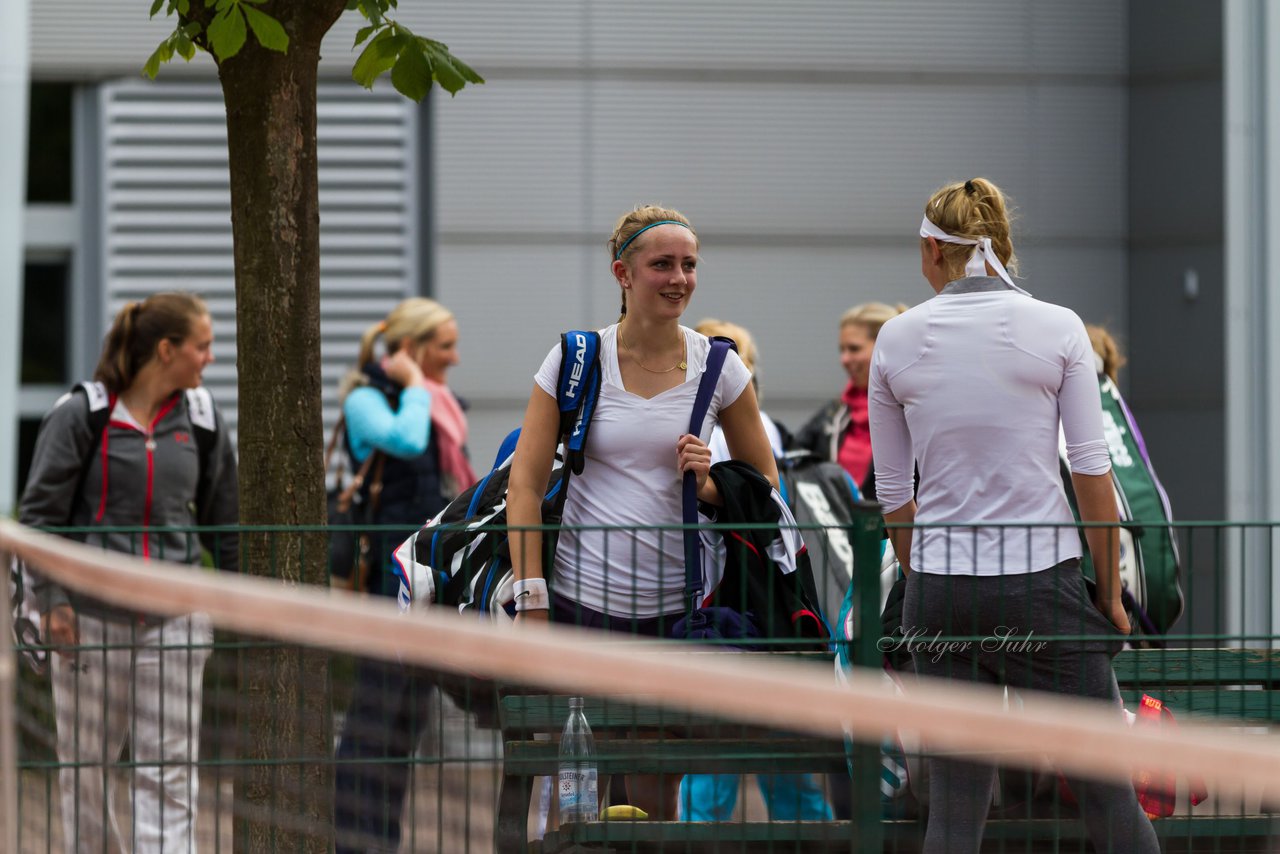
[27,83,74,204]
[21,260,71,385]
[16,418,44,501]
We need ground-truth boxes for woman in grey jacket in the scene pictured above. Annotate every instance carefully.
[19,292,238,854]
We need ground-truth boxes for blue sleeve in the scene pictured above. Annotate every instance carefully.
[343,385,433,461]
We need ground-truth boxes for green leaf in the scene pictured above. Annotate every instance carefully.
[422,41,485,94]
[143,43,167,78]
[429,55,465,94]
[207,7,247,60]
[351,29,403,89]
[389,42,432,102]
[355,0,388,25]
[444,52,483,85]
[182,21,202,37]
[242,6,289,52]
[175,33,196,60]
[149,0,164,18]
[353,25,377,48]
[176,0,189,13]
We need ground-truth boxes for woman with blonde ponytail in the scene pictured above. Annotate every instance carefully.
[333,296,477,853]
[19,291,238,853]
[868,178,1158,853]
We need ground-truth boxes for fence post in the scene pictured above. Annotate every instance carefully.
[848,500,885,852]
[0,549,19,854]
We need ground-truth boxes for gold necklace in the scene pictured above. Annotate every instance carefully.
[618,325,687,374]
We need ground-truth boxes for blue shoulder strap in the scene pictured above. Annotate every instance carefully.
[682,336,735,612]
[558,330,602,475]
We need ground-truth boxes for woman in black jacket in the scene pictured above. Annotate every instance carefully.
[792,301,904,499]
[333,297,477,853]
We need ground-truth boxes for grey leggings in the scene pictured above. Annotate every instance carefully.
[902,560,1160,854]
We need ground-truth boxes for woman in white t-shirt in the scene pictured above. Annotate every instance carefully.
[868,178,1157,853]
[507,205,779,818]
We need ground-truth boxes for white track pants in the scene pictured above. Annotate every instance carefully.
[51,612,213,854]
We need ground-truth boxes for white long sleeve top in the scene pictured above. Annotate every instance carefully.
[868,277,1112,576]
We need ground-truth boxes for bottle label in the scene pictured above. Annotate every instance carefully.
[558,764,599,821]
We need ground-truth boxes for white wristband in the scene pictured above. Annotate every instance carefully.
[513,577,550,612]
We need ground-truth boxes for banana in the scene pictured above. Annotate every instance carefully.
[601,804,649,821]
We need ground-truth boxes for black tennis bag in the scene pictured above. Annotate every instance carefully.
[390,330,602,619]
[778,450,863,632]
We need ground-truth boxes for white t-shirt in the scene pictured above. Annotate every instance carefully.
[534,324,753,617]
[868,278,1111,576]
[708,412,783,464]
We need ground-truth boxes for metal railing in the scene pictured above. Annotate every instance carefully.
[4,512,1278,852]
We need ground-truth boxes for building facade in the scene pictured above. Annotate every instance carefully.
[12,0,1261,634]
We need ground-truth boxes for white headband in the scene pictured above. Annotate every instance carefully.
[919,217,1029,295]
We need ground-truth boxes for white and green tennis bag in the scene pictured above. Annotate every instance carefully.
[1060,372,1184,635]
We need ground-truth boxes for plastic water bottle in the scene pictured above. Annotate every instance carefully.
[558,696,598,822]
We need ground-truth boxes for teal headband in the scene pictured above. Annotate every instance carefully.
[614,220,692,260]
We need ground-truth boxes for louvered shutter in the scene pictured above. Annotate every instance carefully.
[100,79,417,442]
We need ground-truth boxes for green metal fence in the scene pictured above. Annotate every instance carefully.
[7,512,1280,852]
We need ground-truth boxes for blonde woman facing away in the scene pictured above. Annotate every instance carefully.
[868,178,1158,853]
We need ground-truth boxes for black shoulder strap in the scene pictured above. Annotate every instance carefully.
[184,387,220,517]
[70,382,113,522]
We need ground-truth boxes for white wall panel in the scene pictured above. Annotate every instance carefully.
[591,0,1023,72]
[586,83,1121,240]
[34,1,1123,78]
[435,82,1124,242]
[433,244,599,399]
[433,82,589,233]
[100,80,416,440]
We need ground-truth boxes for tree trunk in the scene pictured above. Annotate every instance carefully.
[214,3,347,850]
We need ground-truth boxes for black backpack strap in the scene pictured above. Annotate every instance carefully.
[558,330,602,475]
[184,387,219,517]
[682,336,736,614]
[70,381,113,520]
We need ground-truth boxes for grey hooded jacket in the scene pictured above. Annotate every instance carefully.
[18,385,239,620]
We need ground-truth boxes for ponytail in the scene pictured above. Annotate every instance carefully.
[923,177,1017,279]
[93,294,205,395]
[340,320,386,403]
[356,321,386,371]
